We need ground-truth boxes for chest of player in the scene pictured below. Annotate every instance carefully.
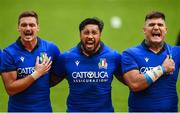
[13,49,52,78]
[64,57,116,83]
[134,50,167,74]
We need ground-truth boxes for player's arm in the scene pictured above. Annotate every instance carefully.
[49,73,66,87]
[114,74,126,85]
[2,71,35,96]
[48,43,66,87]
[1,56,52,96]
[113,52,127,84]
[49,52,66,87]
[123,55,175,92]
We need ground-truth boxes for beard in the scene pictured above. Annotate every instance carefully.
[81,40,100,55]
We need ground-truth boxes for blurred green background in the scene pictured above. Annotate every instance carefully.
[0,0,179,112]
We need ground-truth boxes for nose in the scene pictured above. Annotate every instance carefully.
[153,24,159,30]
[88,33,93,39]
[26,25,31,30]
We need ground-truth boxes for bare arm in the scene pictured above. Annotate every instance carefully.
[123,55,175,92]
[1,56,52,96]
[1,71,35,96]
[123,70,148,91]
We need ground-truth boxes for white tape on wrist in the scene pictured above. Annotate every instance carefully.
[145,65,164,82]
[144,65,166,85]
[31,71,40,80]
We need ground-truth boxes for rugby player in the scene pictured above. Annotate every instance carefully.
[121,11,178,112]
[1,11,60,112]
[52,17,122,112]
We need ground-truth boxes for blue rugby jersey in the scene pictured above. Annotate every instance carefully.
[53,42,122,112]
[1,37,60,112]
[122,41,180,112]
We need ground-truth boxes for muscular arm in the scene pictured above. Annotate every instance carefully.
[1,71,35,96]
[1,56,52,96]
[123,55,175,92]
[123,70,148,92]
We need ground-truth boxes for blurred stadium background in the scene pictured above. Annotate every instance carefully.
[0,0,179,112]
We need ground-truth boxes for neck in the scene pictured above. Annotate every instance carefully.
[145,40,164,53]
[81,44,101,56]
[21,38,38,52]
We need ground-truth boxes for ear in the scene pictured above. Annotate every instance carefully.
[17,26,20,32]
[99,32,102,37]
[80,31,83,37]
[143,22,147,34]
[143,27,146,34]
[37,25,40,32]
[165,27,167,34]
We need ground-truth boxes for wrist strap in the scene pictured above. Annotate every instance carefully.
[31,71,39,80]
[143,65,165,85]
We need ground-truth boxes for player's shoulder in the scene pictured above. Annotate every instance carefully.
[103,44,115,52]
[3,42,17,54]
[168,44,180,55]
[61,46,79,59]
[102,43,119,54]
[123,44,141,54]
[39,38,57,47]
[39,37,60,51]
[169,44,180,50]
[101,44,121,60]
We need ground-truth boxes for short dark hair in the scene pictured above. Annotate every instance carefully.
[145,11,165,21]
[18,11,38,25]
[79,17,104,32]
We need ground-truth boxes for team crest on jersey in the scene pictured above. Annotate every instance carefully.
[144,57,149,62]
[40,52,48,63]
[98,58,108,69]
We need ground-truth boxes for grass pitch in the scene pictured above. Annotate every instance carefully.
[0,0,179,111]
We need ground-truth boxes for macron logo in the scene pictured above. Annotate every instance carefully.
[75,60,80,66]
[20,56,24,62]
[144,57,149,62]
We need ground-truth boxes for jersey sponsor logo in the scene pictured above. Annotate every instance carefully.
[140,66,174,75]
[140,66,154,74]
[72,71,109,83]
[98,58,108,69]
[17,67,35,78]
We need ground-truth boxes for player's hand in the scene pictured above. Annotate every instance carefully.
[34,54,52,77]
[162,55,175,75]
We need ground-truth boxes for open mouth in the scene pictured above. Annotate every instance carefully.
[86,41,94,48]
[24,31,33,36]
[152,33,161,37]
[86,41,94,44]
